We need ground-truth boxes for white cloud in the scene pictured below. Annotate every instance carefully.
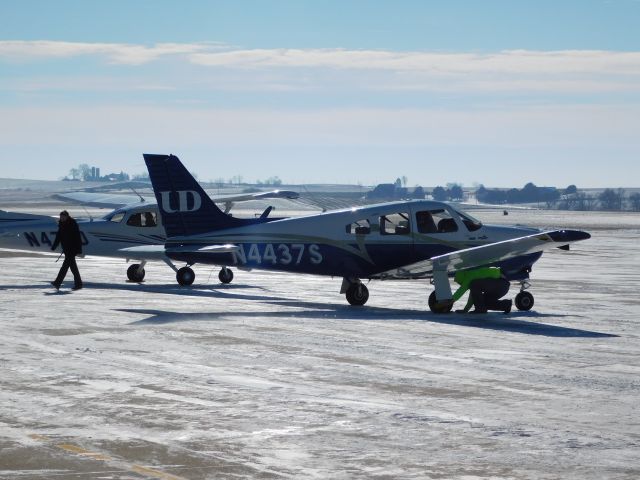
[0,40,222,65]
[189,48,640,76]
[2,41,640,75]
[2,41,640,94]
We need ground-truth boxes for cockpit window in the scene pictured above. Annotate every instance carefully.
[126,212,158,227]
[456,210,483,232]
[380,212,410,235]
[107,212,125,223]
[416,209,458,233]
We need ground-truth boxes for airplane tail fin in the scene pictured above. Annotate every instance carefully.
[143,154,249,238]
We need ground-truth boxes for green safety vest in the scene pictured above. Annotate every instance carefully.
[452,267,503,302]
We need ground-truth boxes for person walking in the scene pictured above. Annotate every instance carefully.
[50,210,83,290]
[452,266,512,313]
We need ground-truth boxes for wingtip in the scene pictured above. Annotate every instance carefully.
[549,230,591,242]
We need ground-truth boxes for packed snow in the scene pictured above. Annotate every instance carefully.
[1,205,639,479]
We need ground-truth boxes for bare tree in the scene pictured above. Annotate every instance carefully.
[629,193,640,211]
[599,188,624,210]
[78,164,91,181]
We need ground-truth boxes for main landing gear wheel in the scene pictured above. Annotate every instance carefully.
[127,264,145,282]
[428,291,453,314]
[515,291,534,311]
[346,283,369,306]
[176,266,195,286]
[218,268,234,284]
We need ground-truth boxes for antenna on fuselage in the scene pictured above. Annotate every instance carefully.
[130,187,145,203]
[81,206,93,222]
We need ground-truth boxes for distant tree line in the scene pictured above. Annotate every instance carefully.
[475,183,640,212]
[366,177,425,200]
[431,184,464,201]
[476,182,561,205]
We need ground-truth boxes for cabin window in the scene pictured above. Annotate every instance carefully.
[346,219,371,235]
[417,209,458,233]
[379,212,410,235]
[415,211,438,233]
[126,212,158,227]
[108,212,125,223]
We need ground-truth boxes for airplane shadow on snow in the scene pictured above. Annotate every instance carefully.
[118,297,618,339]
[5,280,615,338]
[6,280,280,302]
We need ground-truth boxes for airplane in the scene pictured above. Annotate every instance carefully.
[0,187,299,285]
[130,153,591,313]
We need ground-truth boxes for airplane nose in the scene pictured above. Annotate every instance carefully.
[548,230,591,242]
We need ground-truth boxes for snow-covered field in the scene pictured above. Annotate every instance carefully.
[1,207,639,479]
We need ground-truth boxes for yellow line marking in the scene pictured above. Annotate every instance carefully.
[131,464,185,480]
[30,434,185,480]
[57,443,112,461]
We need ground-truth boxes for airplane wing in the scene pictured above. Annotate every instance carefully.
[212,190,300,213]
[382,230,590,278]
[212,190,299,203]
[51,192,151,209]
[52,189,299,210]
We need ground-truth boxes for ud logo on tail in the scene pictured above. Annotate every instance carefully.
[159,190,202,213]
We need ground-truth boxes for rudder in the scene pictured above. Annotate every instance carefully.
[143,154,247,237]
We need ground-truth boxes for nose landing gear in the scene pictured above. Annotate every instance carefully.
[514,280,534,311]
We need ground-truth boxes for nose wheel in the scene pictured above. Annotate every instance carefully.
[515,291,534,311]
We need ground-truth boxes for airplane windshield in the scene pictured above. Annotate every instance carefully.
[104,212,125,223]
[455,209,483,232]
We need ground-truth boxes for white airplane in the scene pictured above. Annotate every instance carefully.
[130,153,591,312]
[0,188,299,284]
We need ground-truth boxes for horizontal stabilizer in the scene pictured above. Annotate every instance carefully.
[0,210,56,234]
[118,244,169,259]
[120,243,239,256]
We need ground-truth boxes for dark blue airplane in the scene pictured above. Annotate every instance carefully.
[125,154,590,313]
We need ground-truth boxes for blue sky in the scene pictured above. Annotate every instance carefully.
[1,0,639,187]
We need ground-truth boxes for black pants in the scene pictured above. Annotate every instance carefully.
[54,254,82,287]
[469,278,510,312]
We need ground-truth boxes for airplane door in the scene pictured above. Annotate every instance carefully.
[412,205,465,261]
[373,209,415,270]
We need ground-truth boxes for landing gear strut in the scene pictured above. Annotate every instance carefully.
[428,270,454,314]
[176,266,195,286]
[218,267,234,284]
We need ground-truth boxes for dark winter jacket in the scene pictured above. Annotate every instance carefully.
[52,218,83,256]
